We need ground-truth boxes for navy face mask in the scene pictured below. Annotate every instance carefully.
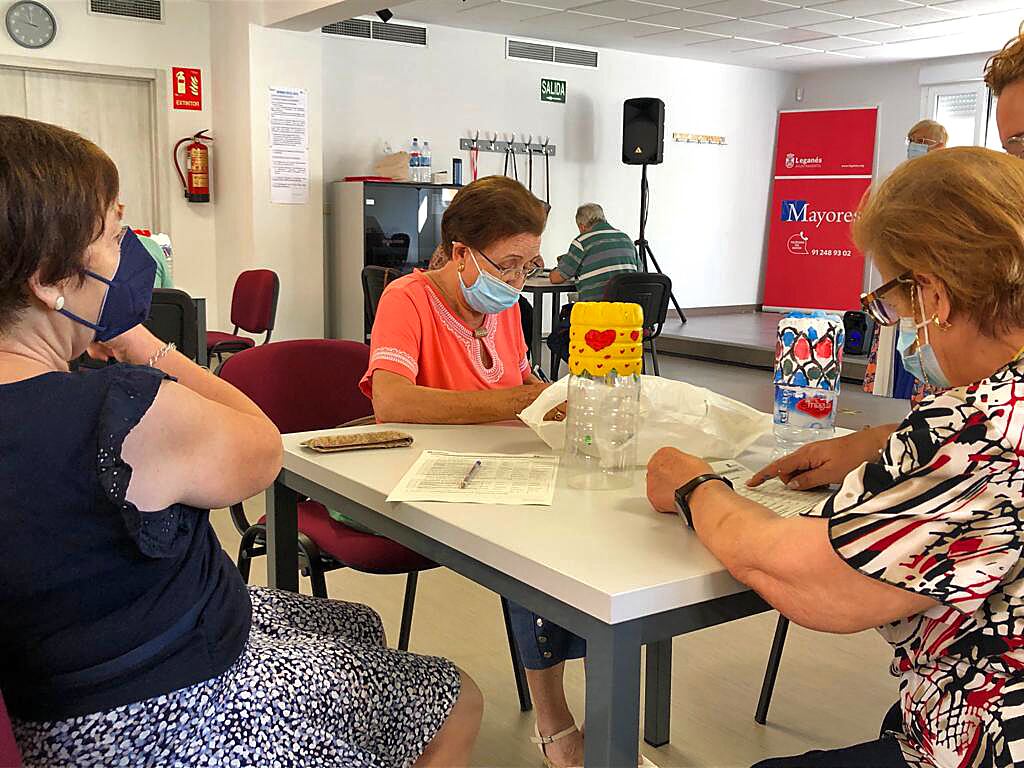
[59,227,157,342]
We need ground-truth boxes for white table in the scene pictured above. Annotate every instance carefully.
[266,423,776,767]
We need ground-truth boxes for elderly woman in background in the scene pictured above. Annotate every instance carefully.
[0,115,481,768]
[649,147,1024,768]
[906,118,948,159]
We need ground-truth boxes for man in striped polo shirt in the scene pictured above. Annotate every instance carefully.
[550,203,640,299]
[546,203,641,364]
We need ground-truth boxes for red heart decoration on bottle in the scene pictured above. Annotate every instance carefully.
[585,329,617,352]
[630,331,640,341]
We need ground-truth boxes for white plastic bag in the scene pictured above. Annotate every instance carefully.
[518,375,772,464]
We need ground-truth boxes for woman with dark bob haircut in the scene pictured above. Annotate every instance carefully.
[0,116,481,767]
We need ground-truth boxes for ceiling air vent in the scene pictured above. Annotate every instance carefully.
[507,39,555,63]
[555,46,598,68]
[373,21,427,45]
[323,19,427,46]
[322,19,371,39]
[507,38,598,68]
[89,0,162,22]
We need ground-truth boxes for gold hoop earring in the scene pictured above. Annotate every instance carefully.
[931,315,952,331]
[458,264,465,273]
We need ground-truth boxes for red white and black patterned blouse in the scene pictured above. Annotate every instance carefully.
[806,358,1024,768]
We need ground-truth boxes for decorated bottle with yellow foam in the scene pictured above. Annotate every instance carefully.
[564,302,643,490]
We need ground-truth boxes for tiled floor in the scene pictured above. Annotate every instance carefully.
[212,355,913,768]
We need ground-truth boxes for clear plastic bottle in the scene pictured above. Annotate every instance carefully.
[409,137,421,182]
[421,140,432,183]
[563,302,644,490]
[773,385,838,451]
[565,371,641,490]
[772,312,844,452]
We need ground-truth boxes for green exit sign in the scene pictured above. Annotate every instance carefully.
[541,78,566,103]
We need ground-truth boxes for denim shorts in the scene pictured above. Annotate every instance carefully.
[507,600,586,670]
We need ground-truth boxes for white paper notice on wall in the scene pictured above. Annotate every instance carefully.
[269,87,308,149]
[270,148,309,205]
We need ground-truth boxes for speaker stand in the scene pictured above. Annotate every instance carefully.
[635,163,686,324]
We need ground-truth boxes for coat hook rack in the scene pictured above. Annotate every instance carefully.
[460,135,557,157]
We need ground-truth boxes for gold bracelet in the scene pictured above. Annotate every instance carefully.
[147,342,176,368]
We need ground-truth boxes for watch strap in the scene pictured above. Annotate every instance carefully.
[674,473,734,528]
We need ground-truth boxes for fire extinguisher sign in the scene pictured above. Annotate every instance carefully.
[171,67,202,111]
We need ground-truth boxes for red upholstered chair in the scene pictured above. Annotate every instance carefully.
[0,692,22,768]
[216,339,533,712]
[207,269,280,365]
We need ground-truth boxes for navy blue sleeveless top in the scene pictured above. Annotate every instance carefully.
[0,364,251,720]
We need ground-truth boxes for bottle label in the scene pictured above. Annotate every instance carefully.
[774,386,835,428]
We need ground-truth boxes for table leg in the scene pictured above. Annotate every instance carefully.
[549,291,563,380]
[530,291,544,368]
[584,622,642,767]
[265,479,299,592]
[644,639,672,747]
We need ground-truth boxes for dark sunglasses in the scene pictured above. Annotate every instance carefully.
[860,271,914,327]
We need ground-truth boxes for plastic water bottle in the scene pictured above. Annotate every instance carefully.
[772,312,844,452]
[409,137,421,182]
[564,302,643,490]
[421,141,432,183]
[773,385,838,451]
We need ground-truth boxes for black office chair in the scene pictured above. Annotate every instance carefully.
[361,265,401,340]
[603,272,673,376]
[145,288,200,362]
[71,288,201,371]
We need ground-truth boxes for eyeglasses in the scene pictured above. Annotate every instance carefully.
[1005,133,1024,159]
[860,271,914,326]
[475,247,543,283]
[906,136,940,147]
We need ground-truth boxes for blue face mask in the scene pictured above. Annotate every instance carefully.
[459,249,521,315]
[59,227,157,342]
[907,141,929,160]
[897,317,951,389]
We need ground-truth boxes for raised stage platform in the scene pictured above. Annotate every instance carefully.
[659,311,869,384]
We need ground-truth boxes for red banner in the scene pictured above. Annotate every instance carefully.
[171,67,202,111]
[763,108,878,312]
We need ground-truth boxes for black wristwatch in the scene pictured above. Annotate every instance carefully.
[674,474,734,529]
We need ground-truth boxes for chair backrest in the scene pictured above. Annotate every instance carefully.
[229,270,280,337]
[603,272,673,339]
[0,691,22,768]
[217,339,373,433]
[361,266,399,333]
[145,288,199,362]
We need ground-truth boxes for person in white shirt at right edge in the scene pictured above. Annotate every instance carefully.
[644,29,1024,768]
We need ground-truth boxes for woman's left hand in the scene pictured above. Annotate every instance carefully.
[646,447,714,513]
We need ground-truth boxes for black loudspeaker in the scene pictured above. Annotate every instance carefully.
[622,98,665,165]
[843,310,875,356]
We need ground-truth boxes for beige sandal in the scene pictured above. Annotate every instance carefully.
[532,723,659,768]
[532,723,582,768]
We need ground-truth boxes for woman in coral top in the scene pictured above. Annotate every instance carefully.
[361,177,596,768]
[359,176,549,421]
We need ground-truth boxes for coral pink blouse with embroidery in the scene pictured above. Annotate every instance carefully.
[359,271,530,399]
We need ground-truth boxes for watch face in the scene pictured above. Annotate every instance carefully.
[6,2,56,49]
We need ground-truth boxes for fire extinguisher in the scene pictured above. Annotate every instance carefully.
[173,130,212,203]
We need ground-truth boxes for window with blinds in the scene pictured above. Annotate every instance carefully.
[935,91,978,148]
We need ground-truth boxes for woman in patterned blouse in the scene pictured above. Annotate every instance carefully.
[649,147,1024,768]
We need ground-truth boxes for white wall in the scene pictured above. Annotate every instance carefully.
[208,2,325,340]
[791,53,992,179]
[322,24,794,310]
[0,0,219,321]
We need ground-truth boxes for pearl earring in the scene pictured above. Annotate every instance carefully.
[54,296,65,311]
